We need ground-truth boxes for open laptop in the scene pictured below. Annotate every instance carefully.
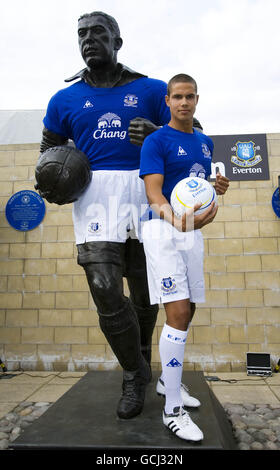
[246,352,272,377]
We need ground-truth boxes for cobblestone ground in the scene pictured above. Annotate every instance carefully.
[223,403,280,450]
[0,401,52,450]
[1,401,280,450]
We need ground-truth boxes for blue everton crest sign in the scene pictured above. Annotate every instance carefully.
[231,141,262,168]
[210,133,269,181]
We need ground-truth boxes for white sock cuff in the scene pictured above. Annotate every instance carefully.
[161,323,188,345]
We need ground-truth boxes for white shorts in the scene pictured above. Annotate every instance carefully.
[72,170,149,244]
[142,219,205,305]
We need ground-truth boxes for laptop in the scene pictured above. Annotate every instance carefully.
[246,352,272,377]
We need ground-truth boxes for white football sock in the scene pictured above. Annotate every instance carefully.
[159,323,189,414]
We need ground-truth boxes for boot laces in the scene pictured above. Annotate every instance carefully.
[122,379,138,398]
[176,406,191,426]
[181,383,190,394]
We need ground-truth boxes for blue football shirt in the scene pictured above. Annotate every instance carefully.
[139,124,214,203]
[43,77,170,171]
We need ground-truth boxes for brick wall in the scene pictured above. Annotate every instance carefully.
[0,135,280,372]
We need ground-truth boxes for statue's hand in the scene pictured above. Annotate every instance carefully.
[128,117,160,146]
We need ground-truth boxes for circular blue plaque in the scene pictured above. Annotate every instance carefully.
[272,187,280,218]
[5,190,46,231]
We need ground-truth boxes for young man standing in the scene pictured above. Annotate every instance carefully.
[139,74,229,441]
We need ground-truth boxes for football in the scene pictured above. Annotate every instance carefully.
[171,176,217,217]
[34,146,92,205]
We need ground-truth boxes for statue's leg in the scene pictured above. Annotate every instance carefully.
[124,238,159,372]
[77,241,150,419]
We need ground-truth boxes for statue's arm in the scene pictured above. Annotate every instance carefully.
[193,117,203,131]
[40,126,68,154]
[128,116,204,146]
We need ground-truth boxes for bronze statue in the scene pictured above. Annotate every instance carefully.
[40,11,203,420]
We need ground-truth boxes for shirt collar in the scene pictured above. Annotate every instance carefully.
[65,63,147,86]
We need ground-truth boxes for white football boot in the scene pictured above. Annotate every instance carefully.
[163,406,204,441]
[156,377,201,407]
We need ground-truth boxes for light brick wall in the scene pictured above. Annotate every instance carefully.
[0,135,280,372]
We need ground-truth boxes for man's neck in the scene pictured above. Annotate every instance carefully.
[86,62,122,88]
[168,118,194,134]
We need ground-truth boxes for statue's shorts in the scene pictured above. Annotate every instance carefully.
[72,169,149,245]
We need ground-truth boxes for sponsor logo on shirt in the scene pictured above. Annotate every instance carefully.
[178,146,187,156]
[124,94,138,107]
[83,100,94,108]
[93,113,126,140]
[189,163,206,179]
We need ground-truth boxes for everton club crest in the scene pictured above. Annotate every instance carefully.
[231,141,262,168]
[124,94,138,107]
[88,221,102,235]
[161,277,177,295]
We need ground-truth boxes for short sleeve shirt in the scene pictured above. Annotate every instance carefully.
[43,77,170,171]
[139,124,214,203]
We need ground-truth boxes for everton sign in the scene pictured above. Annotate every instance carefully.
[210,134,269,181]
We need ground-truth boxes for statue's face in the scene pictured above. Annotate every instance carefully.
[78,15,119,68]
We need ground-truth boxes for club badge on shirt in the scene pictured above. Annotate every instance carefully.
[88,221,102,235]
[124,94,138,107]
[161,277,177,295]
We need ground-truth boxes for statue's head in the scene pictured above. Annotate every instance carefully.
[78,11,123,69]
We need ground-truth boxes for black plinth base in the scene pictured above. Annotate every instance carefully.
[11,371,237,451]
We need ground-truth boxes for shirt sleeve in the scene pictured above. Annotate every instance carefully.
[43,92,69,138]
[139,132,165,179]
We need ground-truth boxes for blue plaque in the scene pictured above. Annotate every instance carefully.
[272,187,280,218]
[5,190,46,231]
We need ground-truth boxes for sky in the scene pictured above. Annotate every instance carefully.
[1,0,279,135]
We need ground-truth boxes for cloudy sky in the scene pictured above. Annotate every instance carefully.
[1,0,279,135]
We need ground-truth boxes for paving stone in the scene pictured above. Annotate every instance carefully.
[264,441,279,450]
[0,439,9,450]
[251,441,264,450]
[19,407,33,417]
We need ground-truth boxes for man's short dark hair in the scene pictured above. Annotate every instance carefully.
[167,74,197,95]
[78,11,120,38]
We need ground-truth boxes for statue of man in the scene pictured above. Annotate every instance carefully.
[40,11,202,420]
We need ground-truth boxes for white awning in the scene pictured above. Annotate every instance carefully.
[0,110,46,145]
